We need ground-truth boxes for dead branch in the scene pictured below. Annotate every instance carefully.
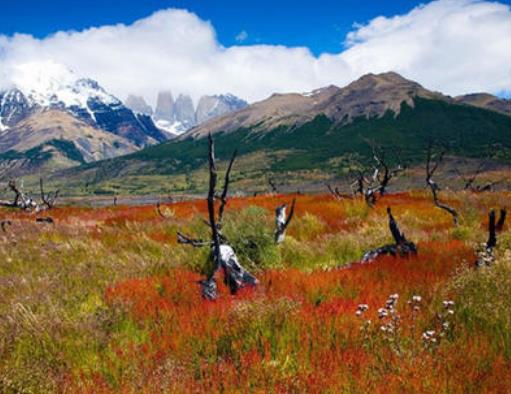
[362,207,417,263]
[275,198,296,244]
[178,134,258,300]
[326,184,353,200]
[36,217,54,224]
[1,220,12,232]
[476,209,506,267]
[217,150,237,227]
[496,208,507,232]
[0,180,37,210]
[425,144,459,226]
[155,201,174,219]
[39,178,60,210]
[454,159,488,191]
[268,178,278,194]
[177,232,211,247]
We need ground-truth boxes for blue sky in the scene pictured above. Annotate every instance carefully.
[0,0,451,55]
[1,1,511,102]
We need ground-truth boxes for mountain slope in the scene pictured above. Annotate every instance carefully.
[0,109,139,178]
[58,97,511,195]
[454,93,511,116]
[44,72,511,194]
[184,72,444,139]
[0,109,138,162]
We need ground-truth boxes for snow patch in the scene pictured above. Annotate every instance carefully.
[155,119,186,135]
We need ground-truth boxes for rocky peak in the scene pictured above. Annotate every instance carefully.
[154,91,175,122]
[196,94,248,123]
[125,95,153,116]
[174,94,196,128]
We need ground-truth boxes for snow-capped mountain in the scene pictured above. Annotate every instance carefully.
[126,90,248,135]
[0,61,167,146]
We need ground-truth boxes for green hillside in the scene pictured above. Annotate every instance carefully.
[48,97,511,195]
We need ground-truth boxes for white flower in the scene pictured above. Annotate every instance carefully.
[442,300,455,309]
[378,308,388,318]
[412,295,422,303]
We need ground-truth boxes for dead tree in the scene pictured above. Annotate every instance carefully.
[274,198,296,244]
[425,145,459,226]
[268,178,278,194]
[454,159,488,191]
[1,179,59,212]
[178,134,258,300]
[476,209,507,267]
[0,180,37,210]
[326,184,353,200]
[39,178,59,210]
[362,207,417,263]
[345,146,404,207]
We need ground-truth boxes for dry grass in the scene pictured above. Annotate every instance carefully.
[1,191,511,392]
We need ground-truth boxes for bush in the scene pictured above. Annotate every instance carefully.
[223,206,282,271]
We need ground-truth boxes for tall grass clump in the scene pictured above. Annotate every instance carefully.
[449,251,511,358]
[223,206,282,271]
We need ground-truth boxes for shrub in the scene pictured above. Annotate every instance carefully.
[223,206,282,271]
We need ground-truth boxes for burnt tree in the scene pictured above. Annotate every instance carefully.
[362,207,417,263]
[177,134,258,300]
[425,144,459,226]
[476,209,507,268]
[274,198,296,244]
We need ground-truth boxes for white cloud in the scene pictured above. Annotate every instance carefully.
[235,30,248,43]
[0,1,510,105]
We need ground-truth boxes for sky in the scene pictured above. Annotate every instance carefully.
[1,0,511,104]
[0,1,433,55]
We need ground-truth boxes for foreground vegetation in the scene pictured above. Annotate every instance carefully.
[1,191,511,392]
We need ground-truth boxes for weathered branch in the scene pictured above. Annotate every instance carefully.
[362,207,417,263]
[177,232,211,247]
[476,209,506,267]
[217,149,237,227]
[178,134,258,300]
[496,208,507,232]
[275,198,296,244]
[39,178,59,210]
[425,144,459,226]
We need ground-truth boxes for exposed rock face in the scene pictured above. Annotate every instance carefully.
[183,72,447,139]
[0,69,168,147]
[174,94,196,128]
[125,95,153,116]
[0,109,138,162]
[196,94,248,123]
[154,91,175,122]
[454,93,511,115]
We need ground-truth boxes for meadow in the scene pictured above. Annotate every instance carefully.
[1,191,511,393]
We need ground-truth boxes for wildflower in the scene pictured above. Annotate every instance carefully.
[412,295,422,303]
[422,330,437,344]
[378,308,388,319]
[442,300,455,309]
[355,304,369,317]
